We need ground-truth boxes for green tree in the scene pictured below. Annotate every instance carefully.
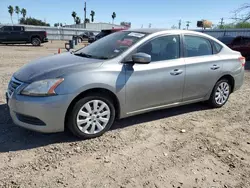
[54,23,59,27]
[186,21,191,30]
[235,21,250,28]
[90,10,95,22]
[8,5,14,24]
[20,8,27,19]
[20,17,50,26]
[112,12,116,24]
[15,6,20,23]
[72,11,77,23]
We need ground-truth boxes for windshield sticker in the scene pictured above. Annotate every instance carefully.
[128,32,145,38]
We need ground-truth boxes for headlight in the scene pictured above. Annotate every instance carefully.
[21,78,64,96]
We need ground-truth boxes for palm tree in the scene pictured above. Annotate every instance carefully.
[75,17,81,24]
[72,11,77,23]
[20,8,27,19]
[8,5,14,24]
[15,6,20,23]
[186,21,191,30]
[90,10,95,22]
[111,12,116,24]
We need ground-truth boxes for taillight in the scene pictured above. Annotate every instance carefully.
[239,56,245,67]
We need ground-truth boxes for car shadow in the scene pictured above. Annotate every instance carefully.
[0,102,209,153]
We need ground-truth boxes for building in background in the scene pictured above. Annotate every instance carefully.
[65,22,126,31]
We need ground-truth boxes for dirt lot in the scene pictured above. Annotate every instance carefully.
[0,41,249,188]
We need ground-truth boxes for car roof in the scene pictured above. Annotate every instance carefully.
[125,28,212,35]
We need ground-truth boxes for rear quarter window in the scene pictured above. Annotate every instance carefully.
[212,41,223,54]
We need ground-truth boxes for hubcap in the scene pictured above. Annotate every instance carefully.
[215,82,230,105]
[76,100,110,134]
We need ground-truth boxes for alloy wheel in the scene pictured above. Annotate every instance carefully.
[215,82,230,105]
[76,100,111,134]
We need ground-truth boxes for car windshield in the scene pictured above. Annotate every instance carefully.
[74,31,147,59]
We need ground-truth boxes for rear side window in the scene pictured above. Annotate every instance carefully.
[3,26,13,31]
[184,35,213,57]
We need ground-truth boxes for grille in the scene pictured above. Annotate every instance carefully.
[8,77,23,97]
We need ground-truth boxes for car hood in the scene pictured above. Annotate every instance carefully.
[14,52,104,83]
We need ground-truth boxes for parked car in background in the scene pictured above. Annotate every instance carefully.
[217,35,250,59]
[88,28,126,43]
[0,25,48,46]
[7,29,245,139]
[76,31,95,42]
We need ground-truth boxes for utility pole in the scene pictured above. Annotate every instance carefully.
[84,1,87,28]
[219,17,224,28]
[178,19,181,29]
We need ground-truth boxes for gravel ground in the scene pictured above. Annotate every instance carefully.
[0,42,249,188]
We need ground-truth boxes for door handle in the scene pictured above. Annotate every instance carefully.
[170,69,183,76]
[211,64,220,70]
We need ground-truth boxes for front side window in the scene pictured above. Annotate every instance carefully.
[184,35,212,57]
[13,27,22,31]
[137,35,180,62]
[75,31,147,59]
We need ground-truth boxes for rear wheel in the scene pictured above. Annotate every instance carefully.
[31,37,41,46]
[67,94,115,139]
[208,79,231,108]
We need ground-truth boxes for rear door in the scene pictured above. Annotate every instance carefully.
[183,35,222,101]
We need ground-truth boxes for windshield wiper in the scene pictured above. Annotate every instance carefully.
[74,52,93,58]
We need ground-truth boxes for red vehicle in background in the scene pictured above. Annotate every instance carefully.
[217,35,250,59]
[88,28,126,43]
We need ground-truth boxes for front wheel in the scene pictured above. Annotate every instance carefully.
[208,79,231,108]
[67,94,116,139]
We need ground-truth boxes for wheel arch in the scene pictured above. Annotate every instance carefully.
[30,35,41,42]
[64,88,121,129]
[217,74,235,93]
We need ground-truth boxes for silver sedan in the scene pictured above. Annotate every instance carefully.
[7,29,245,138]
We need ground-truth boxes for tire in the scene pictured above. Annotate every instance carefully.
[67,93,116,139]
[208,79,231,108]
[31,37,41,46]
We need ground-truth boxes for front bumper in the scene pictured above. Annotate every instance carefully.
[7,93,75,133]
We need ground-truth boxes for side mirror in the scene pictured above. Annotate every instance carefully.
[132,52,151,64]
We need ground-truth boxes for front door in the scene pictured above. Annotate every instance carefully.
[125,35,185,114]
[183,35,222,101]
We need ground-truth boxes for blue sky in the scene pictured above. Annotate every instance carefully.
[0,0,247,28]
